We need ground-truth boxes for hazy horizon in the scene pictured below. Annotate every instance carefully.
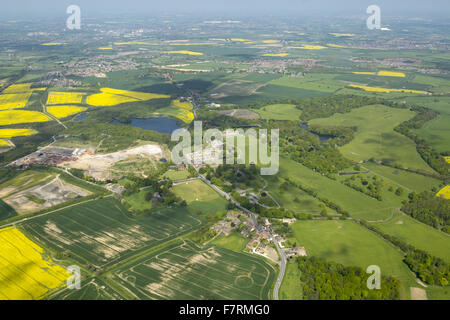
[0,0,449,19]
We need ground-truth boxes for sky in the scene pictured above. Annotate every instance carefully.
[1,0,449,18]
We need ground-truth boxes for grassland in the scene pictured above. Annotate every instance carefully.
[0,199,16,220]
[0,226,69,300]
[374,213,450,262]
[110,240,275,299]
[310,105,433,173]
[289,220,418,299]
[255,104,302,120]
[123,190,152,212]
[276,157,397,221]
[279,260,303,300]
[21,197,204,268]
[211,231,248,252]
[162,169,191,181]
[172,179,228,215]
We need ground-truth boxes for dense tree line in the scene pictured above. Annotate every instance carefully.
[393,106,448,177]
[401,191,449,233]
[358,220,450,286]
[266,120,353,175]
[297,256,400,300]
[342,174,383,201]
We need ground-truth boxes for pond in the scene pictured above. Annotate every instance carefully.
[74,113,88,122]
[300,123,333,142]
[111,117,180,134]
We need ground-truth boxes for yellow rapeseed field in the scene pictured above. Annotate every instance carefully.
[329,33,355,37]
[41,42,65,46]
[170,99,194,124]
[2,83,32,93]
[349,84,430,94]
[47,106,87,118]
[0,92,32,110]
[46,92,86,105]
[98,47,113,50]
[100,88,170,100]
[287,45,327,50]
[169,43,216,46]
[436,186,450,199]
[353,72,376,75]
[166,50,204,56]
[377,71,406,77]
[0,128,36,138]
[230,38,250,42]
[327,44,348,48]
[262,40,280,44]
[263,53,289,57]
[86,88,169,107]
[0,110,51,126]
[0,227,69,300]
[86,92,139,107]
[0,139,9,147]
[444,156,450,164]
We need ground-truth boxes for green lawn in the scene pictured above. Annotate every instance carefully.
[211,231,248,252]
[123,190,152,212]
[162,169,191,181]
[373,213,450,262]
[172,179,228,215]
[278,157,397,221]
[309,105,433,173]
[255,104,302,120]
[279,260,303,300]
[290,219,418,299]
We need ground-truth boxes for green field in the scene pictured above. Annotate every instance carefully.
[162,169,191,181]
[123,190,152,212]
[21,197,204,268]
[255,104,302,120]
[49,277,124,300]
[277,157,397,221]
[279,260,303,300]
[211,231,248,252]
[373,213,450,262]
[309,105,433,173]
[362,162,441,193]
[172,179,228,215]
[290,220,418,299]
[0,198,16,220]
[110,240,276,299]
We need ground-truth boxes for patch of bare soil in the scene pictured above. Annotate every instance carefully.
[410,287,427,300]
[60,144,163,180]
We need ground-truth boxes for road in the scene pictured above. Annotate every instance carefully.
[199,173,287,300]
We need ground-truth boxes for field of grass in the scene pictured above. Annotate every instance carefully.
[290,220,418,299]
[21,197,204,268]
[162,169,191,181]
[49,277,124,300]
[373,213,450,262]
[172,179,228,215]
[110,240,275,299]
[123,190,152,212]
[362,162,441,193]
[310,105,433,173]
[269,74,343,93]
[277,157,397,221]
[0,199,16,220]
[255,104,302,120]
[0,226,69,300]
[279,260,303,300]
[211,231,248,252]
